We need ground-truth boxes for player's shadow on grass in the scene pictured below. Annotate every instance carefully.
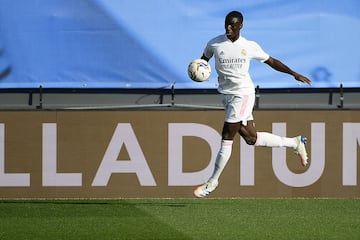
[0,199,193,240]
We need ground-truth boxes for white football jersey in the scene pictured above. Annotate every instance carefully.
[203,34,269,95]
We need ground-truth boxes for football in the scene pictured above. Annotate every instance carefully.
[187,59,211,82]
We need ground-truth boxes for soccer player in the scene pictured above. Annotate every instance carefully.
[194,11,312,198]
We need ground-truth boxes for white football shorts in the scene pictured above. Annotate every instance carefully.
[222,93,255,126]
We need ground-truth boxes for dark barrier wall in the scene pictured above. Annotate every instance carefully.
[0,110,359,198]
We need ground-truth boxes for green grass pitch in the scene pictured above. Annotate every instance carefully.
[0,198,359,240]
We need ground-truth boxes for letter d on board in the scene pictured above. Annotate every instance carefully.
[168,123,221,186]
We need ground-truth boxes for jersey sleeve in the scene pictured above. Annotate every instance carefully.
[203,41,214,60]
[250,41,270,63]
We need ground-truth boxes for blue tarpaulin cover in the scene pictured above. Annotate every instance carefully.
[0,0,359,89]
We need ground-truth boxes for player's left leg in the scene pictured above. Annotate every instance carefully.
[239,121,308,166]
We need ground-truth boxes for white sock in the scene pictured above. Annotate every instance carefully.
[255,132,296,148]
[208,140,233,183]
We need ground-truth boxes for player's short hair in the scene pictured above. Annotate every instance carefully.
[226,11,243,24]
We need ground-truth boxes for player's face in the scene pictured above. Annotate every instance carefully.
[225,17,242,41]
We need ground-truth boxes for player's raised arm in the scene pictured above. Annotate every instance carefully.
[264,56,312,86]
[201,54,210,62]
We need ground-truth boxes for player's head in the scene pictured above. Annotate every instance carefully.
[226,11,243,24]
[225,11,243,41]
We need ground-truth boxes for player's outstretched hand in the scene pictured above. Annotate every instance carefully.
[294,73,312,86]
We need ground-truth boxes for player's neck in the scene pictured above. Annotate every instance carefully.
[227,34,240,42]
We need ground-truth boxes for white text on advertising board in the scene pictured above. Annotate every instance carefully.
[0,123,359,187]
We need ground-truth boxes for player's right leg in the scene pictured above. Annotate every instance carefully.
[194,180,219,198]
[194,124,238,198]
[194,137,234,198]
[194,94,251,198]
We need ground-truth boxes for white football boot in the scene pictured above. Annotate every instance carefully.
[194,180,218,198]
[294,135,308,166]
